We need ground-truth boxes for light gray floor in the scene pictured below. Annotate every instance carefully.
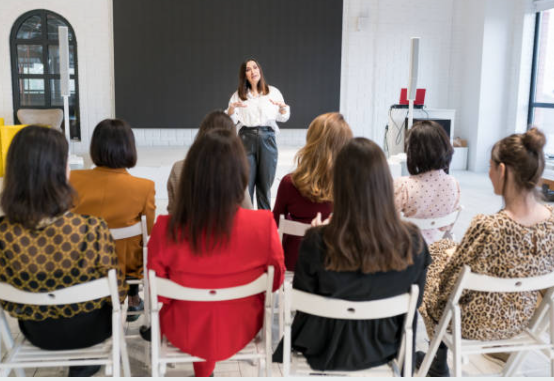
[3,145,553,377]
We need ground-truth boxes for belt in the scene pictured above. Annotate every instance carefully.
[240,126,273,132]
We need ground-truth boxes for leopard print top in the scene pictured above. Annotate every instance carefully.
[0,212,127,321]
[421,205,554,341]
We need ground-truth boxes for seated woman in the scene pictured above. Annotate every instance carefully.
[418,128,554,376]
[70,119,155,319]
[166,110,252,214]
[272,112,352,270]
[394,120,460,244]
[274,138,430,371]
[146,129,284,377]
[0,126,127,377]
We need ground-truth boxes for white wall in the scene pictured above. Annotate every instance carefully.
[0,0,115,154]
[448,0,536,171]
[0,0,539,167]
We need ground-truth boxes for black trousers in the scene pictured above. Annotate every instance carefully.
[239,127,278,210]
[18,304,112,350]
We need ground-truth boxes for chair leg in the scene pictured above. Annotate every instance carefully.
[452,306,462,377]
[0,312,25,377]
[278,286,284,339]
[120,324,131,377]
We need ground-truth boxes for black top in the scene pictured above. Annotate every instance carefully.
[273,227,430,371]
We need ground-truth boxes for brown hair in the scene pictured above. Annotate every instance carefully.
[237,59,269,101]
[169,129,248,253]
[195,110,236,140]
[491,127,546,193]
[322,138,420,273]
[1,125,75,229]
[405,120,453,175]
[291,112,353,202]
[90,119,137,169]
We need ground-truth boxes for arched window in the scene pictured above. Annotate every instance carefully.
[10,9,81,139]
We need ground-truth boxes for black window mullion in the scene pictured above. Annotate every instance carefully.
[528,12,542,126]
[42,11,52,108]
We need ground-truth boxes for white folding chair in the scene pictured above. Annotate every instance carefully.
[0,270,130,377]
[402,206,463,241]
[110,215,149,324]
[149,267,275,377]
[417,265,554,377]
[277,215,311,338]
[283,282,420,377]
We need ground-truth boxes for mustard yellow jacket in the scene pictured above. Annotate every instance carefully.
[70,167,155,278]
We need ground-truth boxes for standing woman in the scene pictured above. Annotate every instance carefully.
[227,58,290,209]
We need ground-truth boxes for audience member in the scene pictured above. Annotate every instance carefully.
[70,119,154,320]
[144,129,284,377]
[272,112,352,270]
[273,138,430,371]
[166,110,252,214]
[0,126,127,377]
[394,120,460,243]
[417,128,554,376]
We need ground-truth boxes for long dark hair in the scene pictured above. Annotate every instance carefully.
[237,58,269,101]
[90,119,137,169]
[323,138,420,273]
[1,125,74,229]
[195,110,236,140]
[169,129,249,253]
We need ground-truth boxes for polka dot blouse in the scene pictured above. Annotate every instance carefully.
[394,169,461,244]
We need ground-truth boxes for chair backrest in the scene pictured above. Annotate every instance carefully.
[278,214,311,242]
[149,266,274,303]
[449,265,554,306]
[287,284,419,321]
[402,206,463,231]
[0,269,119,311]
[110,215,148,242]
[283,283,419,377]
[16,109,64,130]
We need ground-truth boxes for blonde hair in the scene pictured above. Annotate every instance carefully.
[291,113,353,203]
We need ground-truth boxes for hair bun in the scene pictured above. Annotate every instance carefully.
[522,127,546,153]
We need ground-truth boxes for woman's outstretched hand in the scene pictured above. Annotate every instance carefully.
[270,99,288,114]
[228,101,247,115]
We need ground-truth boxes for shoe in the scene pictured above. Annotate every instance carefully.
[126,299,144,322]
[483,352,510,366]
[415,348,450,377]
[68,365,101,377]
[139,325,151,342]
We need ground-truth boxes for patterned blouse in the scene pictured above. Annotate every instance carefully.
[421,205,554,341]
[394,169,461,243]
[0,212,127,321]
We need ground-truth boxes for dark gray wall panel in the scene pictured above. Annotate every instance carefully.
[113,0,342,129]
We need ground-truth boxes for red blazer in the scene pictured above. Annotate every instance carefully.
[148,209,285,361]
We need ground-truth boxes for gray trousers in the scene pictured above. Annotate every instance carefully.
[239,127,278,210]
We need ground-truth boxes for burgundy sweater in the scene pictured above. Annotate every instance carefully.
[272,174,332,270]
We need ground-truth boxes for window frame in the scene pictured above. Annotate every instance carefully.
[528,11,554,131]
[10,9,81,140]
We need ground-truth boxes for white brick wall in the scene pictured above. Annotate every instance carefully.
[0,0,114,155]
[132,128,308,147]
[0,0,539,162]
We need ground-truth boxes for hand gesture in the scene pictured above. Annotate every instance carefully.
[311,212,332,227]
[270,99,288,114]
[228,101,247,115]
